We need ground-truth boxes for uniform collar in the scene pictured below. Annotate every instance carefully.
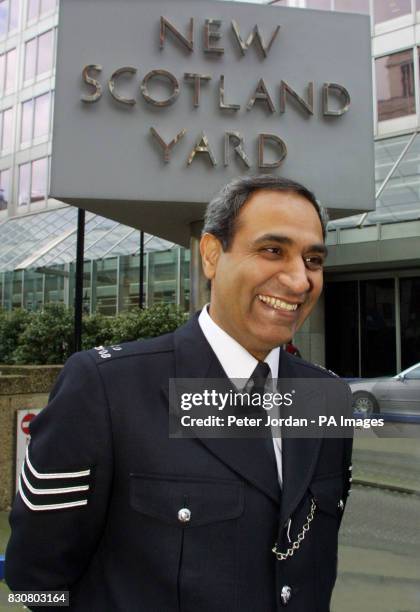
[198,304,280,387]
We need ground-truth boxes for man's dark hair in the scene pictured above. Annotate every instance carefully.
[202,174,328,250]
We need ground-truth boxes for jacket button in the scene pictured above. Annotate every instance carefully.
[177,508,191,523]
[338,499,344,510]
[280,585,292,606]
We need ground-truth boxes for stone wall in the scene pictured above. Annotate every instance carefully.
[0,366,62,511]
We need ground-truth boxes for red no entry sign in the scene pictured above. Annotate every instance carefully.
[21,413,36,436]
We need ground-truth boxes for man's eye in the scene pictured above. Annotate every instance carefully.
[304,256,324,270]
[262,247,282,255]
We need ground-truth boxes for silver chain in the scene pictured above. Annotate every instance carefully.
[272,498,317,561]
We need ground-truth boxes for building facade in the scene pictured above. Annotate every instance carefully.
[268,0,420,378]
[0,0,419,376]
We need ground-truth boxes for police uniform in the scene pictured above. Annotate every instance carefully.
[5,313,353,611]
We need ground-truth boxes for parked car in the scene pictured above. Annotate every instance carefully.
[349,362,420,416]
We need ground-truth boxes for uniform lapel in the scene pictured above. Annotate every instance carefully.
[171,314,281,506]
[278,351,322,526]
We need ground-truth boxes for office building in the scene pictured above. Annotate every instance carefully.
[0,0,419,376]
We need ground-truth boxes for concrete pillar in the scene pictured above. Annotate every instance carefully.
[294,293,325,366]
[189,220,210,315]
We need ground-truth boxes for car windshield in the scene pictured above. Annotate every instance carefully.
[395,363,420,379]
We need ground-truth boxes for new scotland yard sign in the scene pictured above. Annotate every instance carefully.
[50,0,374,245]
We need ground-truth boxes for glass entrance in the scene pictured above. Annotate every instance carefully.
[400,277,420,370]
[360,278,396,377]
[325,277,400,377]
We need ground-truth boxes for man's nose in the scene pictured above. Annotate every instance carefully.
[276,260,311,295]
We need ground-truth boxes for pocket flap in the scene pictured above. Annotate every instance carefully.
[310,475,343,517]
[130,474,244,527]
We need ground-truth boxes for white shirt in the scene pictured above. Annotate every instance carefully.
[198,305,283,485]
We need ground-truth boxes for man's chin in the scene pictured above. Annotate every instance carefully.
[252,330,294,352]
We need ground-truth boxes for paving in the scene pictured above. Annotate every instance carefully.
[352,428,420,494]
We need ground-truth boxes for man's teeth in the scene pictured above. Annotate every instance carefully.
[258,295,299,311]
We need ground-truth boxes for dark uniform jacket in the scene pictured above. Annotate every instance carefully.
[5,314,353,612]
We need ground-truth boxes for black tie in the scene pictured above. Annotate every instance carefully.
[248,361,278,472]
[243,361,271,420]
[249,361,271,399]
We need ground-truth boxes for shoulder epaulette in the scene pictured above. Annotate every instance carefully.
[313,363,340,378]
[286,352,341,378]
[86,334,174,364]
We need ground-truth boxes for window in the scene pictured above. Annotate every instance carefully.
[0,0,19,36]
[20,92,51,145]
[400,277,420,370]
[305,0,331,9]
[335,0,369,14]
[326,278,397,378]
[18,162,30,206]
[23,38,36,81]
[8,0,18,29]
[21,99,33,144]
[375,50,415,122]
[0,107,13,152]
[360,279,396,377]
[5,46,16,91]
[44,264,64,305]
[405,366,420,379]
[95,258,117,315]
[11,269,23,308]
[27,0,37,21]
[27,0,56,23]
[18,157,48,207]
[148,250,177,305]
[0,167,10,210]
[119,254,147,310]
[23,269,44,311]
[34,92,50,138]
[325,281,359,378]
[374,0,411,24]
[31,157,48,203]
[0,47,16,94]
[37,30,54,74]
[24,30,55,82]
[41,0,56,14]
[0,1,7,36]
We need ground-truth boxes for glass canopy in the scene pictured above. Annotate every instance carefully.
[0,206,175,273]
[327,132,420,230]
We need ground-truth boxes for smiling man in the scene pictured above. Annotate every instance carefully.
[6,175,352,612]
[200,179,327,360]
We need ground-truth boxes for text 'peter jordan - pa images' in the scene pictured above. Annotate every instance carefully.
[167,377,379,438]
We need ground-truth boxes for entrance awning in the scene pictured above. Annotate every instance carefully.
[0,206,176,273]
[328,132,420,230]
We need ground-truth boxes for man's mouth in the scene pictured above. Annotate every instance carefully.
[257,294,301,312]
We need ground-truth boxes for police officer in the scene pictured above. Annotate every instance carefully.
[6,175,352,611]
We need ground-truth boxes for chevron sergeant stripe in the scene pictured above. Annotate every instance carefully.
[19,448,92,511]
[25,447,91,479]
[19,479,88,511]
[21,464,89,495]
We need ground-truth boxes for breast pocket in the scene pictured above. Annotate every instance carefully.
[129,474,244,612]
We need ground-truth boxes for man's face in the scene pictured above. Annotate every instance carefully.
[200,189,326,360]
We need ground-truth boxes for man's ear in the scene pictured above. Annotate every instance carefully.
[200,233,223,280]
